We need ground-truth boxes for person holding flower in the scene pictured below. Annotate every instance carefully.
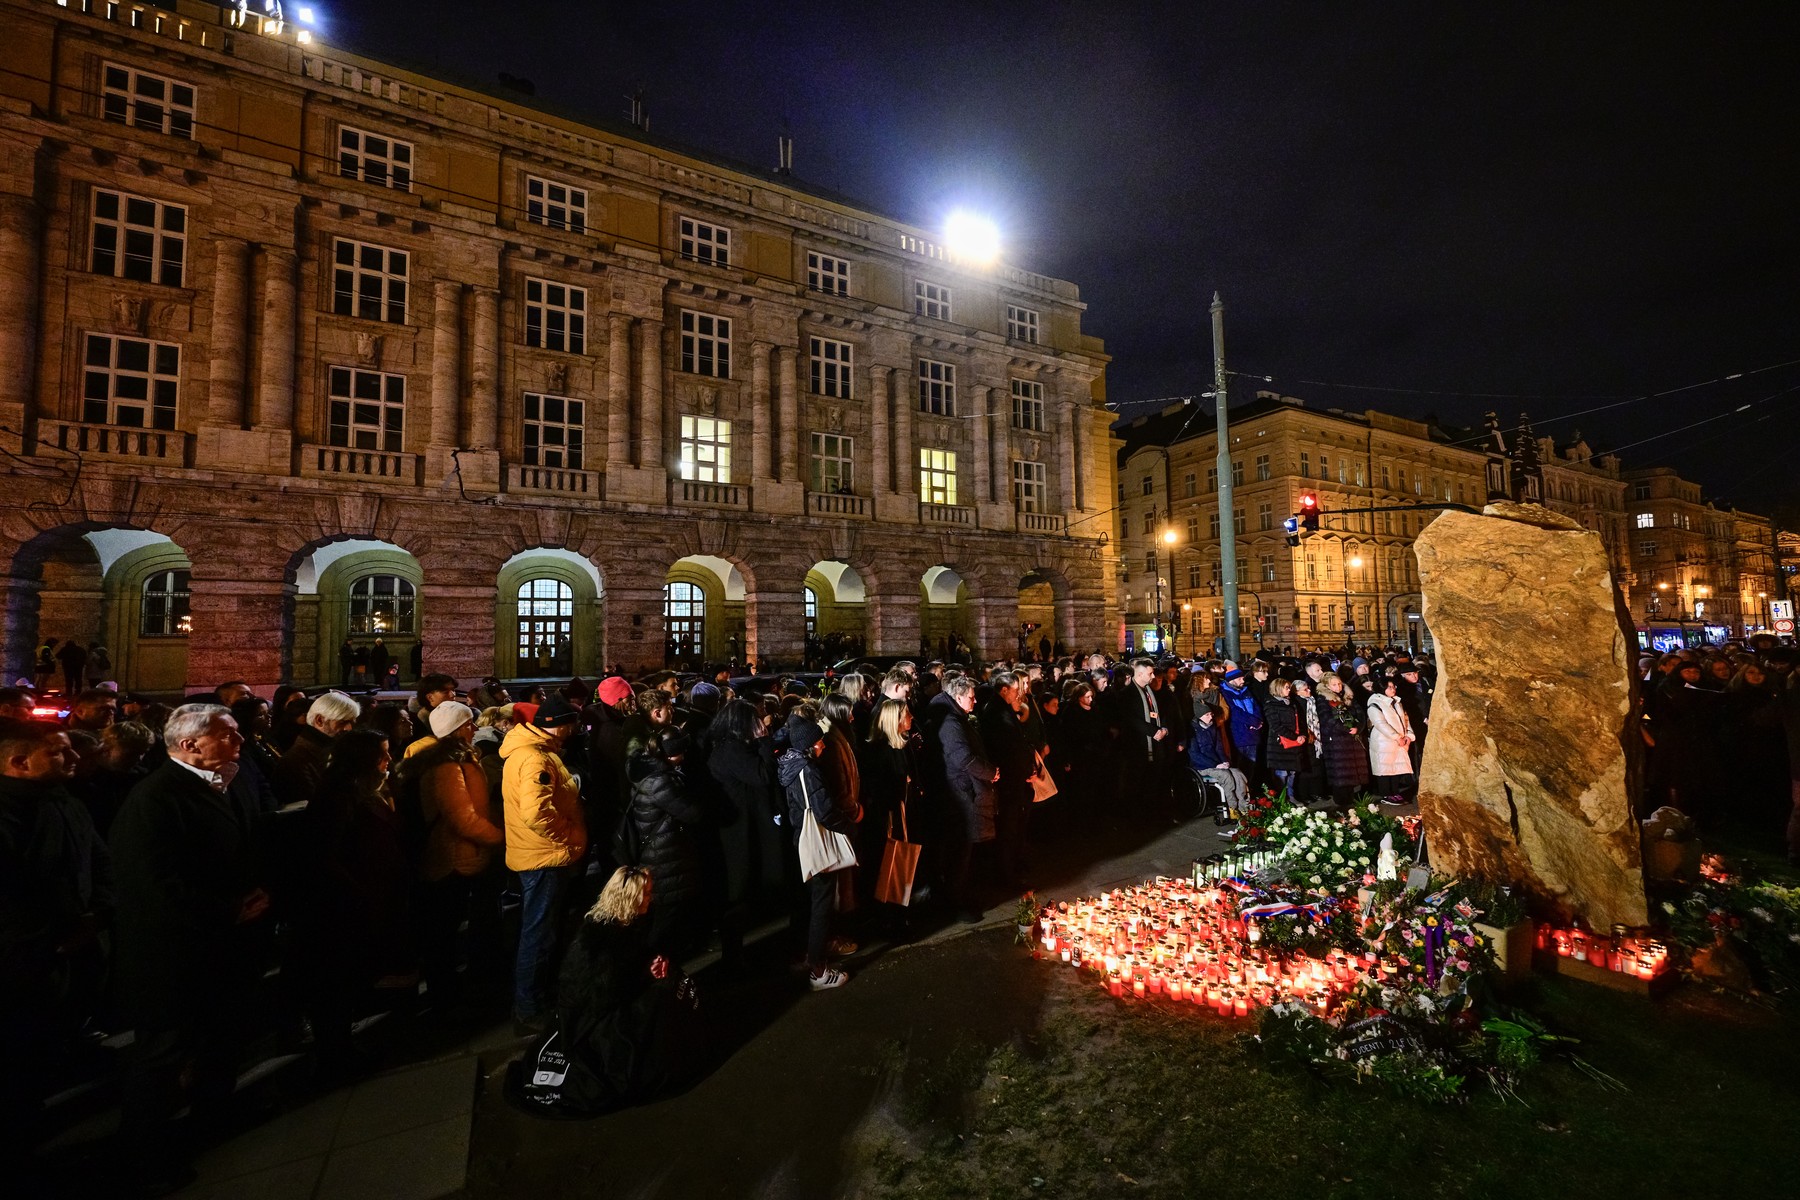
[1318,674,1372,809]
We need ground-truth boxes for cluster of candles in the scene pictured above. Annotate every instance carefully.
[1036,875,1389,1018]
[1539,923,1670,979]
[1192,850,1278,884]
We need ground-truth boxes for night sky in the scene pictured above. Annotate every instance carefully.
[321,1,1799,518]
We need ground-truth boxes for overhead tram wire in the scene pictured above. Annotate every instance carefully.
[1597,384,1800,458]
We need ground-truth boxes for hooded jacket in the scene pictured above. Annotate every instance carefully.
[626,753,707,910]
[501,723,587,871]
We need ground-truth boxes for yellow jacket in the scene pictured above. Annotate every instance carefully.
[500,723,587,870]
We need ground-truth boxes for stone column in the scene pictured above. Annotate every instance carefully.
[1079,407,1107,517]
[466,286,500,448]
[600,579,665,675]
[1056,396,1079,516]
[419,577,498,684]
[893,367,914,494]
[606,313,631,469]
[430,282,462,448]
[867,582,921,656]
[971,385,992,505]
[776,346,799,483]
[0,194,43,448]
[968,591,1015,664]
[257,247,297,431]
[207,238,250,426]
[635,318,663,471]
[870,366,891,496]
[745,581,806,671]
[186,574,293,691]
[750,342,772,483]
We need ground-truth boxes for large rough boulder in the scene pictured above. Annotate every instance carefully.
[1414,501,1647,928]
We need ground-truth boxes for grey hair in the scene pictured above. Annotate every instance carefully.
[945,675,977,701]
[306,690,361,727]
[164,702,230,747]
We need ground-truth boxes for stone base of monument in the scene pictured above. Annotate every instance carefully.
[1533,948,1680,998]
[1475,920,1535,983]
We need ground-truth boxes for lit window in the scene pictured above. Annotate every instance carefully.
[1254,454,1270,481]
[1261,555,1276,583]
[807,251,849,296]
[517,578,575,674]
[349,575,416,634]
[327,366,405,451]
[332,238,409,324]
[525,278,586,354]
[811,432,854,494]
[1006,304,1039,343]
[663,582,705,661]
[678,415,731,482]
[338,126,414,191]
[525,175,586,233]
[1011,379,1045,431]
[679,310,731,378]
[919,448,957,505]
[803,586,818,639]
[1012,459,1047,512]
[140,569,190,637]
[102,62,194,138]
[90,190,186,286]
[918,359,956,416]
[809,336,854,398]
[1636,512,1655,529]
[83,333,179,430]
[522,392,584,469]
[679,217,729,266]
[914,280,952,321]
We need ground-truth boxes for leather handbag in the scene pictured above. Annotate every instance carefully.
[874,789,923,906]
[796,770,857,882]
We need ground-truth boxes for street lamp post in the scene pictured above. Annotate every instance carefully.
[1163,525,1180,654]
[1345,552,1362,653]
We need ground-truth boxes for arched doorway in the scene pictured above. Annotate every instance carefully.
[802,561,867,667]
[919,566,973,661]
[1017,571,1057,662]
[663,555,746,666]
[291,539,423,688]
[495,549,603,680]
[4,526,194,695]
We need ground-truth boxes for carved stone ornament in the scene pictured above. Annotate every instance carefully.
[112,294,148,333]
[545,361,569,394]
[825,405,844,432]
[356,331,383,366]
[1026,438,1043,461]
[696,386,719,415]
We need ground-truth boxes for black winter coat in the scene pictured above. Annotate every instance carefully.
[931,694,997,843]
[1318,700,1371,790]
[1262,697,1307,772]
[706,734,786,904]
[626,755,708,912]
[0,776,113,1010]
[108,761,264,1027]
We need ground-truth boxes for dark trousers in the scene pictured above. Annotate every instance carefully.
[119,1016,242,1175]
[418,868,505,1004]
[938,828,975,915]
[802,870,838,971]
[995,783,1033,883]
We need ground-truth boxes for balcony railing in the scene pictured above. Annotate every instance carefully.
[807,491,871,518]
[300,443,419,483]
[507,463,600,497]
[920,501,974,526]
[38,420,188,464]
[1019,511,1066,535]
[674,478,748,509]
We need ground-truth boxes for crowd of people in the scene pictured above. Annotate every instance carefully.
[4,632,1797,1187]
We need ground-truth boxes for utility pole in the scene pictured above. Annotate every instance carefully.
[1212,291,1240,661]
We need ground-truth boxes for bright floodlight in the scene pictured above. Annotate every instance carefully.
[297,5,316,20]
[944,210,1000,264]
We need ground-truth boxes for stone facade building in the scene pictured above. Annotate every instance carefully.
[0,0,1116,694]
[1623,467,1778,639]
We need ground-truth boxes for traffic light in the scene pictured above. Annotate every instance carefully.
[1282,515,1302,547]
[1299,492,1321,533]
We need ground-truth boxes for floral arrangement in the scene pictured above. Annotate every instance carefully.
[1264,808,1374,895]
[1661,877,1800,997]
[1232,786,1296,844]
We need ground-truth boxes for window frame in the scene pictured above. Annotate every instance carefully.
[919,447,957,505]
[914,280,952,321]
[337,125,415,192]
[678,216,730,266]
[1254,453,1270,481]
[326,364,406,452]
[522,391,585,469]
[347,575,417,635]
[82,332,180,430]
[102,61,195,139]
[806,250,849,296]
[90,188,187,287]
[524,277,587,354]
[1635,512,1655,529]
[1006,303,1040,343]
[809,336,854,399]
[1010,378,1045,431]
[810,431,854,494]
[678,309,732,378]
[1012,458,1047,513]
[917,358,956,416]
[524,174,587,233]
[677,414,732,483]
[331,237,409,325]
[140,568,191,638]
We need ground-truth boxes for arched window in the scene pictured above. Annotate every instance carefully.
[517,578,574,676]
[664,581,705,663]
[141,569,191,637]
[349,574,416,634]
[803,586,818,641]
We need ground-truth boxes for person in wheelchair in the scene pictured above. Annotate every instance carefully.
[1187,706,1247,819]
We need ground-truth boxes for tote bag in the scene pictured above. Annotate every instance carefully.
[1029,751,1059,803]
[796,771,857,882]
[874,790,923,906]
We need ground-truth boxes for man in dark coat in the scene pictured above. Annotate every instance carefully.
[0,720,113,1155]
[109,703,270,1191]
[1111,658,1167,811]
[55,639,88,696]
[624,732,709,958]
[933,677,998,923]
[979,672,1038,886]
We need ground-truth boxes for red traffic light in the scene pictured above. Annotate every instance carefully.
[1298,492,1321,533]
[1299,493,1318,511]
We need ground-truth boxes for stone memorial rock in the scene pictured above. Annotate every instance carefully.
[1414,501,1647,928]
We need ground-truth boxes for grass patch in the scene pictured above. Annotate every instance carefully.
[851,954,1798,1200]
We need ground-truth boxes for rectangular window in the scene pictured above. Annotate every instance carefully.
[524,278,587,354]
[919,448,957,505]
[1308,603,1318,632]
[1233,508,1245,535]
[1183,472,1197,498]
[1258,502,1272,531]
[102,62,194,138]
[1208,511,1220,539]
[1013,460,1047,512]
[525,175,587,233]
[1146,551,1158,576]
[679,217,730,265]
[1206,466,1218,492]
[806,251,849,296]
[1261,554,1276,583]
[679,310,731,378]
[1187,564,1202,590]
[917,359,956,415]
[1255,454,1270,481]
[1636,512,1655,528]
[811,432,854,494]
[1006,304,1039,343]
[1633,482,1652,500]
[1186,515,1200,542]
[332,238,409,324]
[1011,379,1045,431]
[1381,464,1391,488]
[1637,541,1657,557]
[678,415,732,482]
[914,280,952,321]
[809,337,854,399]
[1299,452,1310,477]
[89,189,186,287]
[1355,462,1366,487]
[1142,475,1153,496]
[82,332,179,429]
[1232,459,1244,487]
[1399,469,1409,492]
[327,365,405,451]
[338,126,414,191]
[522,392,584,469]
[1142,511,1155,535]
